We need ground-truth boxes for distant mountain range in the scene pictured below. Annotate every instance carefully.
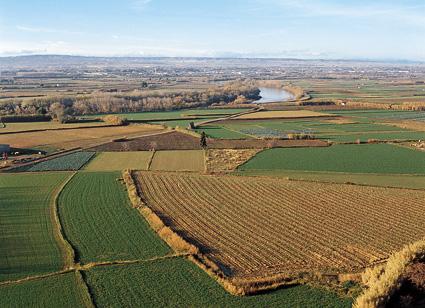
[0,54,423,69]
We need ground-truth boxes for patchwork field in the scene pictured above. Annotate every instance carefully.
[294,79,425,103]
[0,272,92,308]
[88,108,248,121]
[0,173,70,281]
[134,172,425,285]
[85,258,351,307]
[195,110,425,141]
[238,144,425,174]
[84,152,152,171]
[235,110,332,120]
[0,124,164,150]
[150,150,205,172]
[58,172,170,263]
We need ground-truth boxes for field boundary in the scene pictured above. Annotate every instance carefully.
[147,150,155,170]
[122,169,304,295]
[0,123,116,136]
[75,270,96,308]
[50,172,79,269]
[122,170,198,254]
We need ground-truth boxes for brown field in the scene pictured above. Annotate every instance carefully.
[150,150,205,172]
[90,130,329,151]
[234,110,333,120]
[0,121,107,134]
[0,124,165,150]
[133,172,425,287]
[206,149,260,173]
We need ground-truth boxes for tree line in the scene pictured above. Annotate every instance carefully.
[0,81,260,121]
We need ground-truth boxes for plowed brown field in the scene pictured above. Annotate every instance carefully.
[133,172,425,283]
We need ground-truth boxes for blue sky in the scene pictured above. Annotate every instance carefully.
[0,0,424,60]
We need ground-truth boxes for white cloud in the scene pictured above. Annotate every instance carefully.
[16,25,82,35]
[131,0,153,11]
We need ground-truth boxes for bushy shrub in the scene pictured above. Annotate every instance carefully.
[102,115,128,126]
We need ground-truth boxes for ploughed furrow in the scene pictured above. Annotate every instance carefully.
[134,172,425,281]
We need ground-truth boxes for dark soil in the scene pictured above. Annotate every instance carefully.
[387,261,425,308]
[89,131,329,151]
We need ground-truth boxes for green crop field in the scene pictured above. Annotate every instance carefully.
[196,125,253,139]
[236,170,425,190]
[84,152,152,171]
[150,150,205,172]
[238,144,425,174]
[0,173,70,282]
[0,272,92,308]
[88,108,248,121]
[150,118,211,129]
[24,152,96,172]
[196,117,422,141]
[58,172,170,263]
[85,258,351,307]
[320,131,425,142]
[327,110,425,121]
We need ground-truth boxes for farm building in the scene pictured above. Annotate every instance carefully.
[0,144,10,153]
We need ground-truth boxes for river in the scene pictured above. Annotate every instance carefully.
[254,87,295,104]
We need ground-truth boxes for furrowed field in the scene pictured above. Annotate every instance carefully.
[134,172,425,284]
[0,272,92,308]
[0,173,70,281]
[58,172,170,263]
[238,144,425,174]
[85,258,351,307]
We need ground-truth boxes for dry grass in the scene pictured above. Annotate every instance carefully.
[0,124,164,150]
[322,118,359,125]
[150,150,205,172]
[235,110,333,120]
[122,170,198,255]
[0,121,106,133]
[84,152,153,171]
[133,172,425,288]
[205,149,260,173]
[354,239,425,308]
[381,120,425,132]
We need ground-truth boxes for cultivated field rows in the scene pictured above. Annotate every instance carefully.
[134,172,425,283]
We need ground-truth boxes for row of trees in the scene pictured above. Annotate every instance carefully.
[0,81,260,121]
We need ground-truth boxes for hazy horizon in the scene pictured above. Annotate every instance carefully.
[1,0,424,61]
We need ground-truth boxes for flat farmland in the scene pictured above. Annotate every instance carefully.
[134,172,425,283]
[0,172,70,282]
[88,108,247,121]
[238,144,425,174]
[150,150,205,172]
[0,272,92,308]
[84,152,152,171]
[0,124,164,150]
[0,121,106,134]
[237,170,425,190]
[234,110,333,120]
[85,258,351,307]
[58,172,170,263]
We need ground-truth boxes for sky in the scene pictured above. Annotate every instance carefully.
[0,0,424,60]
